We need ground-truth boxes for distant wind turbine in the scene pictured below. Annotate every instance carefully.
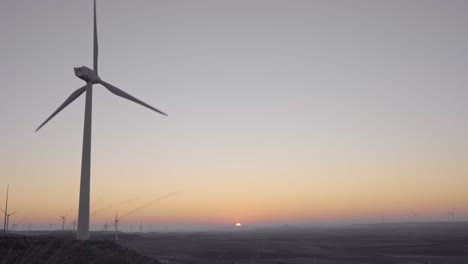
[61,213,68,231]
[12,219,23,231]
[446,209,455,222]
[410,209,417,222]
[1,209,18,232]
[35,0,167,240]
[380,213,386,224]
[2,184,9,233]
[7,212,18,232]
[114,212,120,241]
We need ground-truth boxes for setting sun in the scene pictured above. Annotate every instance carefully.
[235,223,242,227]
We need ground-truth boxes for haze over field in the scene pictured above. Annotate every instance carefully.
[1,0,468,230]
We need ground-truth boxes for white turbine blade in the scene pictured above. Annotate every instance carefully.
[99,80,167,116]
[93,0,98,74]
[121,191,180,219]
[35,85,88,132]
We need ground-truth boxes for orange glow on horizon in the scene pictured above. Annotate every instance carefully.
[2,156,468,226]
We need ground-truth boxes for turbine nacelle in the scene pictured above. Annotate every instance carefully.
[74,66,100,83]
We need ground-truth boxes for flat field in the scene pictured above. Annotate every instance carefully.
[1,222,468,264]
[118,222,468,264]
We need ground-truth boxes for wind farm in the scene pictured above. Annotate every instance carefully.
[2,0,468,263]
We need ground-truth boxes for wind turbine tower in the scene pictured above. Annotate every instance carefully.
[35,0,167,240]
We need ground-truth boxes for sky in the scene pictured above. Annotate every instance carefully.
[1,0,468,231]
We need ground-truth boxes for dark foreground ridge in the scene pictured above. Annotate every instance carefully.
[0,235,159,264]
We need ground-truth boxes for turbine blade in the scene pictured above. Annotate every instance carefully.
[120,191,180,219]
[35,85,88,132]
[90,198,134,216]
[99,80,167,116]
[94,0,98,74]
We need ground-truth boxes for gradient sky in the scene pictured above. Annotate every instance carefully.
[1,0,468,231]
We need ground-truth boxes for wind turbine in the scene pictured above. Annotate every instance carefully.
[35,0,167,240]
[3,184,9,233]
[114,212,120,241]
[380,213,386,224]
[61,213,68,231]
[12,219,23,231]
[447,209,455,222]
[410,209,417,222]
[1,210,18,232]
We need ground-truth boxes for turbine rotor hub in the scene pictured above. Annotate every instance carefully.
[74,66,100,83]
